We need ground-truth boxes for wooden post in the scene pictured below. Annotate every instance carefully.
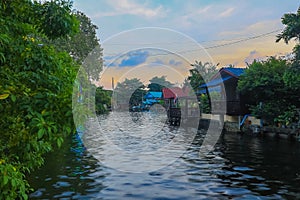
[219,114,224,127]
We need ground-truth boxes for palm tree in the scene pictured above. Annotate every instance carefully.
[276,7,300,44]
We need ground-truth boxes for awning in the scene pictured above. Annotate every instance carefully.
[200,76,232,88]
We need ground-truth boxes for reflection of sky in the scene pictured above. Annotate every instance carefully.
[74,0,299,89]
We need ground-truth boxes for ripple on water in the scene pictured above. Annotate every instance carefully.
[233,166,255,172]
[52,181,71,188]
[28,113,300,199]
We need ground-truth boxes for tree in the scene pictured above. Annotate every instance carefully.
[276,7,300,44]
[51,11,103,82]
[95,87,112,114]
[276,6,300,104]
[188,61,217,91]
[148,76,173,92]
[237,58,291,125]
[114,78,146,109]
[0,0,79,198]
[187,61,218,113]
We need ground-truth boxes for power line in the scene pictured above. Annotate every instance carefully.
[204,29,281,50]
[103,29,282,57]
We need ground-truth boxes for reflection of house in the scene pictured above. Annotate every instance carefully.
[200,67,248,116]
[143,91,162,105]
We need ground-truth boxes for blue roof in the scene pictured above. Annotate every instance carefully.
[200,68,245,88]
[223,68,245,77]
[200,76,232,88]
[198,86,221,94]
[144,91,162,99]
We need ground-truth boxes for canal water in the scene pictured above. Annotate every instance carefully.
[28,112,300,199]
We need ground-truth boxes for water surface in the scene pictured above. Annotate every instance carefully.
[29,112,300,199]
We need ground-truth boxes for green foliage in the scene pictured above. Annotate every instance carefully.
[237,57,298,125]
[276,6,300,44]
[0,161,29,200]
[187,61,218,112]
[274,5,300,113]
[114,78,146,108]
[0,0,79,198]
[188,61,217,91]
[35,0,79,40]
[238,5,300,126]
[95,87,112,114]
[199,94,210,113]
[238,58,287,103]
[274,105,297,126]
[283,63,300,108]
[51,11,103,82]
[148,76,173,92]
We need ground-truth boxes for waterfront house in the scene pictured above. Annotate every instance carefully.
[143,91,162,106]
[199,67,249,116]
[162,87,199,124]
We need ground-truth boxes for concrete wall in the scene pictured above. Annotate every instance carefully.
[201,114,261,125]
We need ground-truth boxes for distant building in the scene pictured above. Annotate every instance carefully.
[162,87,190,107]
[143,91,162,105]
[162,87,199,125]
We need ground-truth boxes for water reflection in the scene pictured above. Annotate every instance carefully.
[29,114,300,199]
[82,112,198,172]
[28,134,107,199]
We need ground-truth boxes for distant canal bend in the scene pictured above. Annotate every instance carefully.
[29,112,300,199]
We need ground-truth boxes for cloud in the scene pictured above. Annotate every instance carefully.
[94,0,164,18]
[118,50,149,67]
[103,54,121,67]
[219,19,281,37]
[151,59,165,65]
[219,7,235,18]
[244,50,263,64]
[176,6,212,28]
[169,59,182,66]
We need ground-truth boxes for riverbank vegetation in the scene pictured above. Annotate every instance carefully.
[0,0,105,199]
[1,0,299,198]
[238,7,300,127]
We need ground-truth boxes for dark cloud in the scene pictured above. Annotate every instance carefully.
[244,50,261,65]
[118,50,149,67]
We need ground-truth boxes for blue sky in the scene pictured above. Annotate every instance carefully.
[73,0,300,88]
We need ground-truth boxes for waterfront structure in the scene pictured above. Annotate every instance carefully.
[162,87,199,125]
[199,67,249,116]
[143,91,162,106]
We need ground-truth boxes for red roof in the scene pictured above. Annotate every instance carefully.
[162,87,190,99]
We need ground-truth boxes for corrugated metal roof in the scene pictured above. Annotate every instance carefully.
[144,91,162,99]
[200,76,232,88]
[162,87,189,99]
[200,67,246,88]
[223,68,245,77]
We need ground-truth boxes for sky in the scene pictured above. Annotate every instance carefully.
[73,0,300,89]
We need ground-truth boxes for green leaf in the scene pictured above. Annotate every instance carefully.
[10,95,16,102]
[11,179,16,187]
[0,94,9,100]
[37,129,45,139]
[3,176,8,185]
[57,137,63,148]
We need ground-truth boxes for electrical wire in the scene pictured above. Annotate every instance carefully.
[103,29,282,57]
